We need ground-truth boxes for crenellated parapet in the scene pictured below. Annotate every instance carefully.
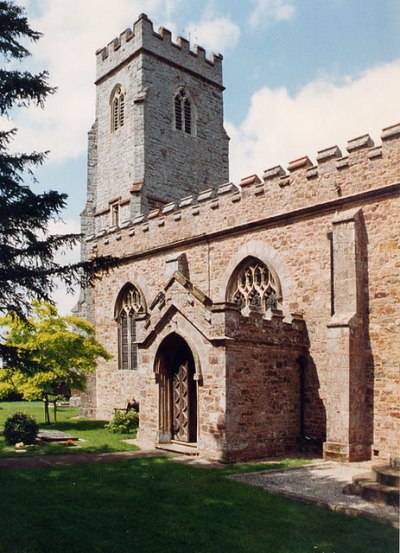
[95,13,223,87]
[87,122,400,259]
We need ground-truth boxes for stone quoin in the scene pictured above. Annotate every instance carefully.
[75,14,400,463]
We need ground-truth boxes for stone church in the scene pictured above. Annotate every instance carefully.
[77,13,400,463]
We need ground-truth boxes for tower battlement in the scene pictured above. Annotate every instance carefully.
[95,13,223,87]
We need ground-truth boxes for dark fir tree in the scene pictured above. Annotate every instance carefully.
[0,1,116,367]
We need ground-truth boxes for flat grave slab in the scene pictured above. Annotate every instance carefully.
[37,430,79,442]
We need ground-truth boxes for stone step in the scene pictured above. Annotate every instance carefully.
[373,464,400,488]
[342,473,374,496]
[171,440,197,449]
[155,442,199,456]
[344,469,400,507]
[360,481,399,508]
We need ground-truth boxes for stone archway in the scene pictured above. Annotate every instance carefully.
[156,333,197,444]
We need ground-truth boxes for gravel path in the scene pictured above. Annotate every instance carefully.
[230,461,399,527]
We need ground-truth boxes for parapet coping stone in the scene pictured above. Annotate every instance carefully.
[316,145,342,162]
[179,195,194,207]
[162,202,176,214]
[336,156,349,169]
[288,156,313,172]
[381,122,400,140]
[263,165,286,180]
[368,146,383,159]
[346,134,374,152]
[197,189,214,202]
[217,182,235,195]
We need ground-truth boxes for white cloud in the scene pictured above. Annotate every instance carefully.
[186,17,240,54]
[4,0,181,163]
[3,2,238,163]
[248,0,295,27]
[227,61,400,183]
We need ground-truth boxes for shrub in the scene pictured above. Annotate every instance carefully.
[106,410,139,434]
[3,412,39,445]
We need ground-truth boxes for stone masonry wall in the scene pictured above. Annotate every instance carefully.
[141,53,229,203]
[92,13,228,222]
[86,124,400,461]
[223,310,307,462]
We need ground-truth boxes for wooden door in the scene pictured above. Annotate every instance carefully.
[157,334,197,444]
[172,361,190,441]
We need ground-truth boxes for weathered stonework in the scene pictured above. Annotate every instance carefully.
[77,15,400,463]
[90,13,229,225]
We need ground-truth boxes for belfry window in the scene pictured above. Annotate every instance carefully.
[111,86,125,132]
[174,88,194,135]
[230,259,279,314]
[116,285,145,370]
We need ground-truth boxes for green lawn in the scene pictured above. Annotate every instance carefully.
[0,401,139,456]
[0,457,397,553]
[0,402,397,552]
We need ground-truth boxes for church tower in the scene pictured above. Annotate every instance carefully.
[82,13,229,243]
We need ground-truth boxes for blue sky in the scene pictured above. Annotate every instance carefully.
[5,0,400,311]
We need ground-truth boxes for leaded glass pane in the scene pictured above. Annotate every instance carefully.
[175,94,182,130]
[113,97,119,131]
[119,93,125,127]
[111,87,125,131]
[231,260,278,314]
[184,99,191,134]
[121,311,128,370]
[175,89,193,135]
[130,316,137,370]
[117,285,145,370]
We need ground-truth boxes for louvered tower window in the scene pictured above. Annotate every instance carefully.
[174,88,194,135]
[116,285,145,370]
[230,259,279,314]
[111,86,125,132]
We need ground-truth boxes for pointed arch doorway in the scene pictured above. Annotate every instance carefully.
[156,333,197,444]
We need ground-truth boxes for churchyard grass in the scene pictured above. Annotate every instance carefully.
[0,401,139,456]
[0,457,397,553]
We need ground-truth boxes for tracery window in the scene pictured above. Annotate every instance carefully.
[230,259,279,314]
[174,88,194,135]
[111,85,125,132]
[116,285,145,370]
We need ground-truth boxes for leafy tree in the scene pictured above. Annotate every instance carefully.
[0,302,111,423]
[0,1,116,367]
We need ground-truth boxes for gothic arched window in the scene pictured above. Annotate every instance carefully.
[115,285,145,370]
[111,85,125,132]
[174,88,194,135]
[229,258,280,314]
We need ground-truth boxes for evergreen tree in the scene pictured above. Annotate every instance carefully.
[0,1,115,366]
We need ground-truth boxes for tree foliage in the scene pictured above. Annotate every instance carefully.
[0,302,111,422]
[0,1,117,365]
